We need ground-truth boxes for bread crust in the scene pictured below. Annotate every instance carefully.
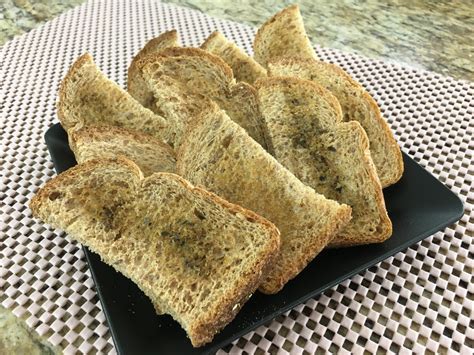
[177,104,352,294]
[255,76,391,248]
[57,53,95,131]
[253,4,317,67]
[69,125,175,156]
[127,30,179,95]
[267,56,404,187]
[254,75,344,119]
[200,30,221,49]
[201,31,267,84]
[133,46,234,82]
[30,157,280,347]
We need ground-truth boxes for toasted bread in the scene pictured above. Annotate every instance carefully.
[57,53,174,145]
[201,31,267,84]
[268,57,404,187]
[256,77,392,247]
[177,104,351,293]
[134,47,270,148]
[70,125,176,176]
[30,157,280,347]
[253,4,317,67]
[128,30,180,107]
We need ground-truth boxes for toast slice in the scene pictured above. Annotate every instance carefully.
[135,47,270,149]
[253,4,317,67]
[177,104,351,293]
[30,157,280,347]
[201,31,267,84]
[256,77,392,247]
[70,125,176,176]
[128,30,180,108]
[268,57,404,187]
[58,53,174,145]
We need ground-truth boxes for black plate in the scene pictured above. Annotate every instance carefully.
[44,123,463,354]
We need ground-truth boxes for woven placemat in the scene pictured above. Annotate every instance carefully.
[1,0,472,353]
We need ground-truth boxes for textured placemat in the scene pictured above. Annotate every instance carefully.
[1,0,472,353]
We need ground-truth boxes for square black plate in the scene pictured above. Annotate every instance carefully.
[44,123,463,354]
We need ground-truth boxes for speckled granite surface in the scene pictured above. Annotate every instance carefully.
[0,306,60,354]
[1,0,472,81]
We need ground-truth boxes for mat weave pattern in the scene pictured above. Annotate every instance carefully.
[1,0,472,353]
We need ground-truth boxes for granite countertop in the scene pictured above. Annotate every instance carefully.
[0,0,472,353]
[0,305,60,355]
[1,0,472,81]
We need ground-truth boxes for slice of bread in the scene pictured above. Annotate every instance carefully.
[58,53,174,145]
[201,31,267,84]
[70,125,176,176]
[135,47,270,149]
[30,157,280,347]
[268,57,404,187]
[256,77,392,247]
[253,4,317,67]
[128,30,180,108]
[177,104,351,293]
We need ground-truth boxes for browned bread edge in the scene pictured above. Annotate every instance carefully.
[267,56,404,187]
[132,47,234,83]
[127,30,179,90]
[29,157,280,346]
[69,125,175,157]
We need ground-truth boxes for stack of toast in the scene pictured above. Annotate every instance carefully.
[30,4,403,347]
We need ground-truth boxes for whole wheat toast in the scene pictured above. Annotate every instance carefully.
[70,125,176,176]
[30,157,280,347]
[256,77,392,247]
[177,104,351,293]
[133,47,270,149]
[128,30,180,108]
[268,57,404,187]
[253,4,317,67]
[58,53,174,145]
[201,31,267,84]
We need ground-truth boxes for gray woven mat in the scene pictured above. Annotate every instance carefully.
[1,0,472,353]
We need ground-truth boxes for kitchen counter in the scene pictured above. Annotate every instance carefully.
[0,305,60,355]
[1,0,472,81]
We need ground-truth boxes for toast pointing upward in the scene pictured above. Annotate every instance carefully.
[253,4,317,67]
[201,31,267,84]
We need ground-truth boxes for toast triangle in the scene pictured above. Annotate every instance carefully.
[253,4,317,67]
